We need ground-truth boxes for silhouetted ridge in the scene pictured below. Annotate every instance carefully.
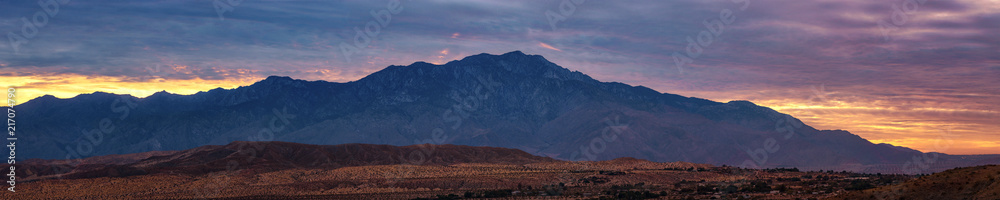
[11,51,1000,174]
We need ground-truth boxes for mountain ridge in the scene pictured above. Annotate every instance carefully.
[8,51,998,174]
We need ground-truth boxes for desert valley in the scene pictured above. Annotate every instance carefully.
[2,142,998,199]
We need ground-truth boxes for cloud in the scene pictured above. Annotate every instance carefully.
[538,42,561,51]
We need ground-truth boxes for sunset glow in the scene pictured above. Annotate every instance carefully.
[4,1,1000,199]
[3,74,261,104]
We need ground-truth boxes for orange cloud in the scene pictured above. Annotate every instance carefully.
[538,42,562,51]
[671,87,1000,155]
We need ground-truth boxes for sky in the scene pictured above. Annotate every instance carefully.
[0,0,997,154]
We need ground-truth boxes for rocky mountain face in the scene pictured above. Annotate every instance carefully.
[10,51,998,174]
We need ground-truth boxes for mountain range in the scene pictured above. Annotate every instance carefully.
[11,51,999,174]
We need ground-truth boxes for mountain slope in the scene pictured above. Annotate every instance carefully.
[9,51,998,173]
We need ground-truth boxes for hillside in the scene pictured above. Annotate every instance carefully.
[832,165,1000,200]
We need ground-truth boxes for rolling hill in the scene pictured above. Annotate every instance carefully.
[832,164,1000,199]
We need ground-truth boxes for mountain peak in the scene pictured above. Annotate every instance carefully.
[252,75,301,87]
[263,75,294,82]
[464,50,529,60]
[359,51,595,86]
[151,90,171,95]
[501,50,527,56]
[456,51,594,81]
[726,100,757,106]
[38,94,58,100]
